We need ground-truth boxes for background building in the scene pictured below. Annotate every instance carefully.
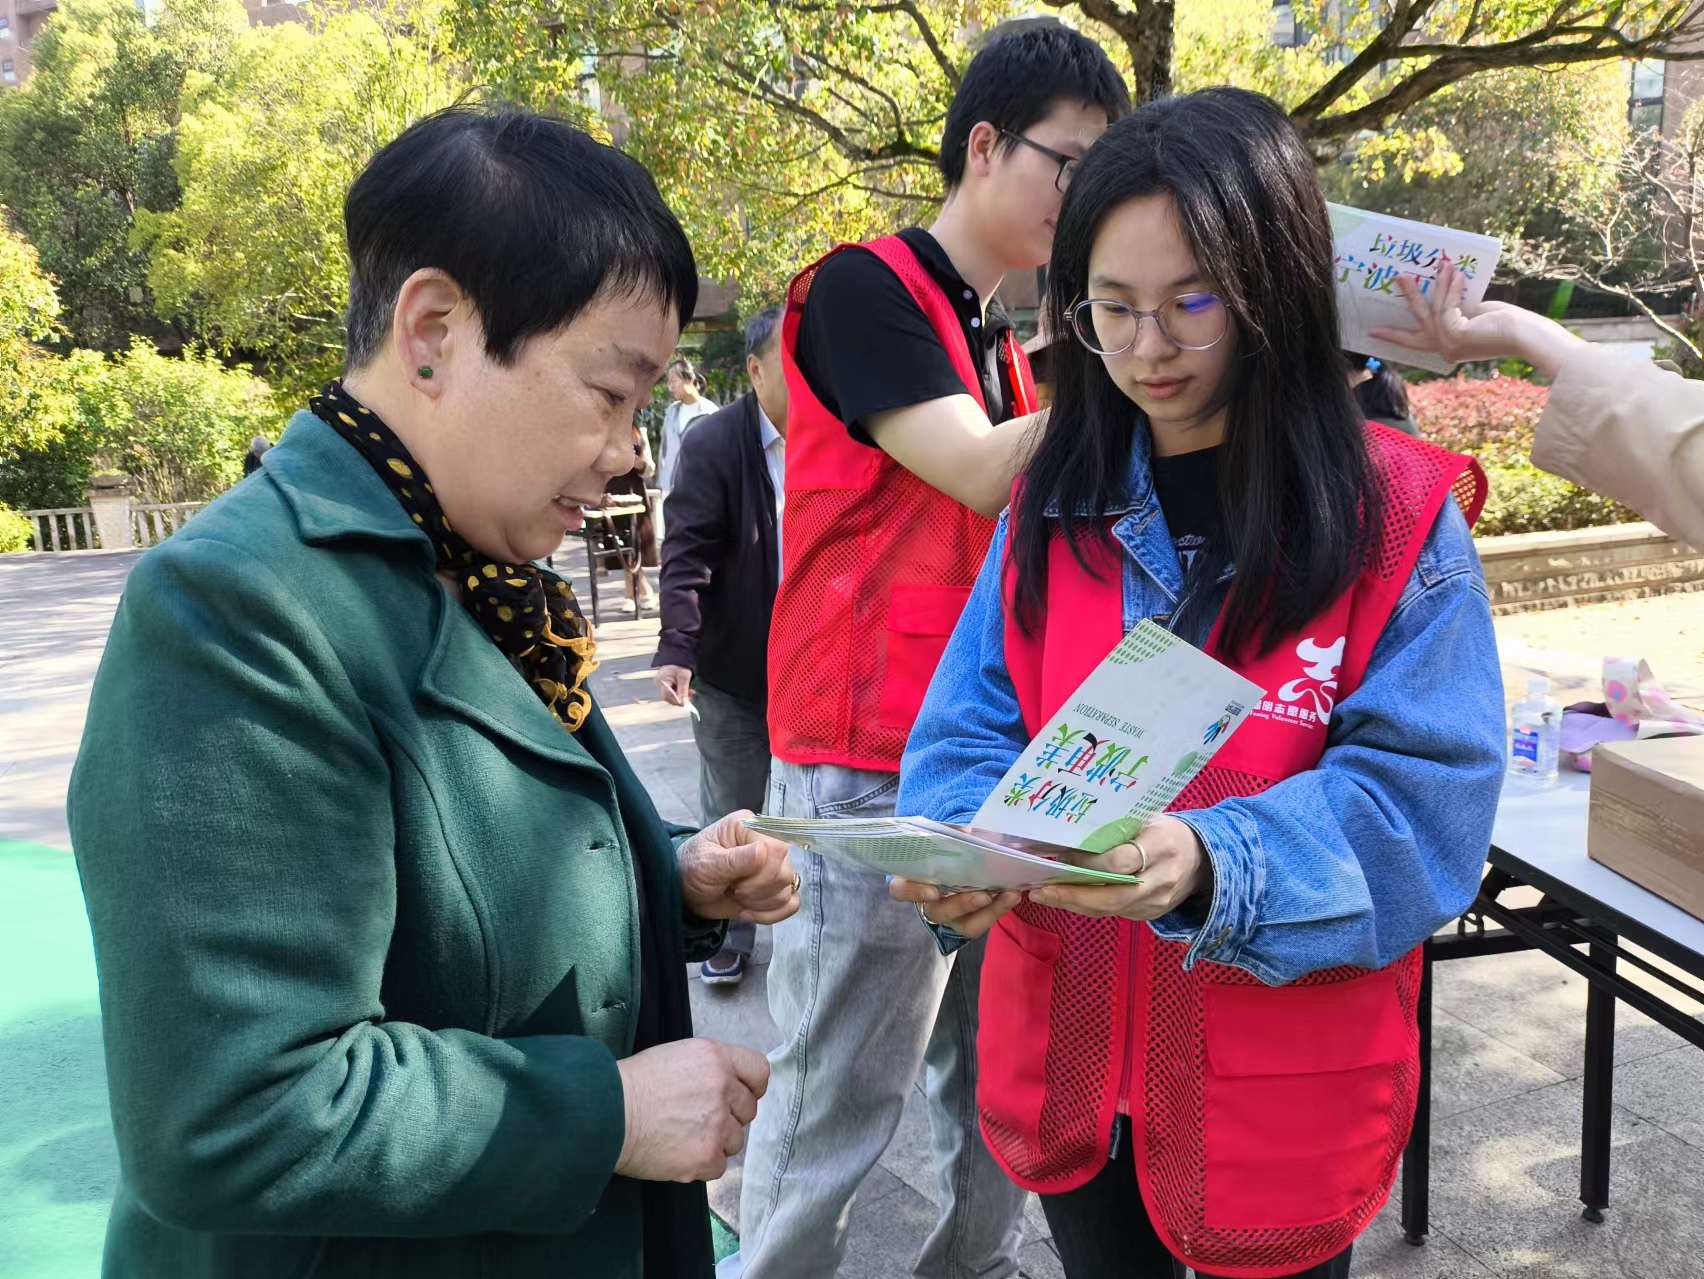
[0,0,302,89]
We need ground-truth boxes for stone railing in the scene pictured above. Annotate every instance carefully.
[1475,522,1704,614]
[133,502,207,547]
[21,485,207,552]
[23,507,99,552]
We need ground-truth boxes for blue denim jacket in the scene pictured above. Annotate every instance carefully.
[897,424,1506,985]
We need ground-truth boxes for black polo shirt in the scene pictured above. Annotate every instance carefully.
[793,226,1019,445]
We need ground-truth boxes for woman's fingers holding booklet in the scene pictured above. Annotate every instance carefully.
[1029,816,1212,922]
[889,879,1022,939]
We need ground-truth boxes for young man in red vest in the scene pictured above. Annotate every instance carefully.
[726,23,1129,1279]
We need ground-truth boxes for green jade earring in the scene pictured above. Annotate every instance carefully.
[417,365,434,379]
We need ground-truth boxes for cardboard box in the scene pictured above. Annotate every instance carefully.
[1589,737,1704,921]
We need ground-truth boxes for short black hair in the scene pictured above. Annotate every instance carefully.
[344,105,698,370]
[745,307,782,359]
[938,22,1130,188]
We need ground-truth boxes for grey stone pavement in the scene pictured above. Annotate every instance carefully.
[3,547,1704,1278]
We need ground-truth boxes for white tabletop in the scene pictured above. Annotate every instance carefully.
[1488,770,1704,968]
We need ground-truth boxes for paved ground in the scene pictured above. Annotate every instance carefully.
[3,547,1703,1279]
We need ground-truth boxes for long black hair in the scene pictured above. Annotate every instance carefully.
[1012,87,1381,662]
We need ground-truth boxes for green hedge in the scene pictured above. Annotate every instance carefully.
[1409,375,1643,538]
[0,343,276,517]
[0,501,33,553]
[1476,462,1640,537]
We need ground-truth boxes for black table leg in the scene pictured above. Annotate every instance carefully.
[1580,931,1617,1223]
[622,513,647,621]
[1402,938,1435,1246]
[584,530,602,627]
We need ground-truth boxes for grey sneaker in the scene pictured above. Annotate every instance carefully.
[700,949,745,986]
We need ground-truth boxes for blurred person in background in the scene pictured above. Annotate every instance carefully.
[654,306,790,986]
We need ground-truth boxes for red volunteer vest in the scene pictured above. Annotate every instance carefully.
[981,426,1485,1277]
[768,236,1037,771]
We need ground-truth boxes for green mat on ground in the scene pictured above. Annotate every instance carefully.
[0,840,742,1274]
[0,841,112,1279]
[711,1213,738,1262]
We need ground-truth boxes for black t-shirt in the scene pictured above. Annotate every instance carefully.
[1150,445,1220,575]
[793,226,1019,444]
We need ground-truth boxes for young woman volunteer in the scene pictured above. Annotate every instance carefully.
[892,89,1507,1279]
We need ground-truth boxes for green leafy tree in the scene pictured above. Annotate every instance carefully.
[0,503,35,552]
[453,0,1011,297]
[0,219,276,510]
[138,0,469,400]
[1174,0,1472,187]
[451,0,1704,297]
[1321,62,1628,275]
[73,342,278,503]
[0,217,85,514]
[0,0,247,350]
[0,217,76,457]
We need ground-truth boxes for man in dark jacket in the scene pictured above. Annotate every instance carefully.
[653,308,788,985]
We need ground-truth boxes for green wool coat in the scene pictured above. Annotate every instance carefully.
[68,411,724,1279]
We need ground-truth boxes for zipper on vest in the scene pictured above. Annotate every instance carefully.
[1116,923,1137,1116]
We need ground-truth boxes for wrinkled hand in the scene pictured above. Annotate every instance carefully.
[654,665,693,707]
[679,811,799,924]
[1370,262,1580,378]
[1027,816,1211,922]
[615,1038,769,1182]
[888,879,1022,939]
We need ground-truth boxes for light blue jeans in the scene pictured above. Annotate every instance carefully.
[721,758,1026,1279]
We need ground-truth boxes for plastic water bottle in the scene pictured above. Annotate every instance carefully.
[1508,674,1561,788]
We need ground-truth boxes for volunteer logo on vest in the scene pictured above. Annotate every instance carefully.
[1252,634,1344,727]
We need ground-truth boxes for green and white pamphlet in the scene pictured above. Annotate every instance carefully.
[745,621,1263,891]
[1329,203,1503,375]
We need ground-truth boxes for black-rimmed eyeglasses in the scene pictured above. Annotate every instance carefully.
[998,129,1080,193]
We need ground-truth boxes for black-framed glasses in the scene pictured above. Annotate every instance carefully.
[1069,293,1229,355]
[998,128,1080,193]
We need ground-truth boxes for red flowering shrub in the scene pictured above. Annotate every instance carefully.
[1409,375,1551,467]
[1409,375,1640,536]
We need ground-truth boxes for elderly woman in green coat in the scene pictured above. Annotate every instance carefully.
[67,107,799,1279]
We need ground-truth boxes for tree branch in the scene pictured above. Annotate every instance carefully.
[708,56,938,165]
[1565,272,1701,357]
[1290,0,1442,123]
[795,48,908,140]
[1458,0,1487,43]
[1291,0,1704,149]
[784,0,961,88]
[889,0,959,91]
[1040,0,1174,99]
[750,162,937,216]
[1301,28,1704,149]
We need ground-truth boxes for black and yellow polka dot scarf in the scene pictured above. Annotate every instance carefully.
[311,381,599,732]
